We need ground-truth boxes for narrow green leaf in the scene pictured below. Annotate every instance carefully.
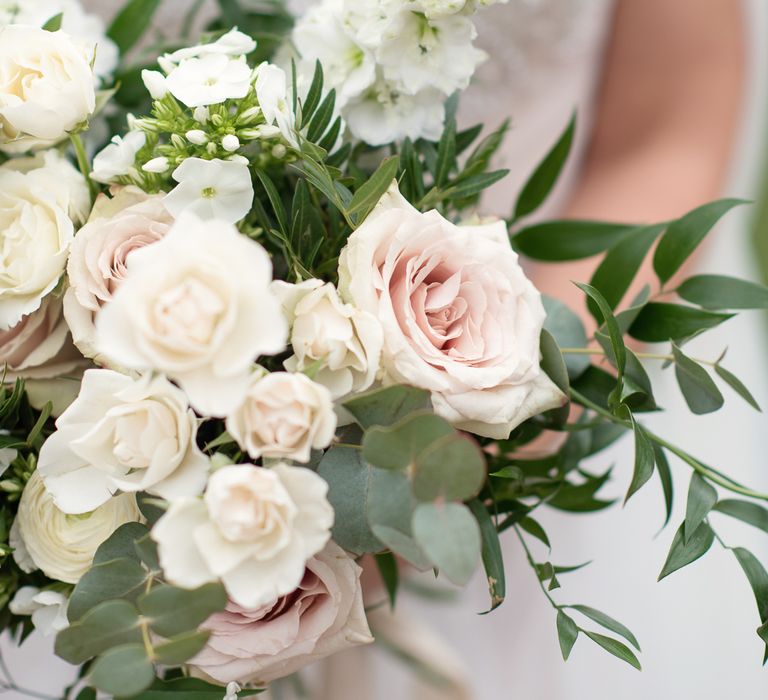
[306,88,337,143]
[584,631,641,670]
[347,156,400,223]
[107,0,161,55]
[300,61,324,125]
[677,274,768,310]
[519,516,551,549]
[374,552,399,609]
[713,499,768,534]
[512,220,634,261]
[574,282,626,376]
[625,416,655,503]
[254,169,289,236]
[153,630,210,665]
[460,119,509,179]
[715,365,761,411]
[672,344,724,415]
[468,500,506,612]
[630,303,733,342]
[455,123,483,155]
[658,521,715,581]
[435,117,457,188]
[556,611,579,660]
[89,644,154,697]
[684,473,718,543]
[569,605,640,651]
[514,113,576,219]
[652,444,674,529]
[443,169,508,201]
[733,547,768,622]
[653,199,746,284]
[42,12,63,31]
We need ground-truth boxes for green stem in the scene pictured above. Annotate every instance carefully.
[561,347,717,368]
[513,524,560,611]
[70,132,98,202]
[569,387,768,501]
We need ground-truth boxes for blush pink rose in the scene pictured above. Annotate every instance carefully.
[338,182,565,439]
[189,542,373,685]
[63,186,172,361]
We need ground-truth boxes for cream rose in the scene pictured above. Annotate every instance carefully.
[94,213,288,416]
[272,279,383,400]
[190,542,372,685]
[152,463,334,608]
[38,368,210,515]
[10,470,141,584]
[64,186,172,360]
[0,150,89,329]
[338,182,565,439]
[226,371,337,463]
[0,25,96,152]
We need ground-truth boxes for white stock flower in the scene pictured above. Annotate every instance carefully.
[152,463,334,608]
[9,587,69,636]
[414,0,468,17]
[39,368,210,514]
[226,371,337,463]
[164,158,254,224]
[338,183,565,438]
[0,150,88,329]
[165,54,252,108]
[94,213,287,416]
[141,69,168,100]
[163,28,257,64]
[11,470,141,583]
[273,279,382,399]
[92,131,146,184]
[255,63,297,147]
[0,25,96,152]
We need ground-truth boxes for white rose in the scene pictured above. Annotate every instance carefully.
[226,371,337,463]
[338,183,565,438]
[273,279,383,399]
[38,368,210,515]
[152,463,334,608]
[0,25,96,152]
[0,150,88,329]
[9,587,69,637]
[94,212,288,416]
[91,131,146,184]
[64,186,172,361]
[10,470,141,583]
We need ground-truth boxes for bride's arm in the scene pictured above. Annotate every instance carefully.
[532,0,745,305]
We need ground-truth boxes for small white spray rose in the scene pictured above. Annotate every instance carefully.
[152,463,334,608]
[92,131,147,184]
[163,158,254,224]
[11,471,141,584]
[273,279,383,400]
[0,25,96,152]
[9,587,69,637]
[226,371,337,463]
[94,212,288,416]
[38,368,210,515]
[165,54,252,108]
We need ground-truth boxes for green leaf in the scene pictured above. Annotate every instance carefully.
[684,473,718,542]
[569,605,640,651]
[153,630,210,665]
[254,169,289,237]
[93,522,148,565]
[76,690,96,700]
[443,170,508,201]
[625,416,655,503]
[89,644,154,697]
[514,113,575,220]
[519,516,550,548]
[584,631,641,670]
[587,224,665,321]
[459,119,509,179]
[56,600,142,664]
[574,283,626,376]
[542,297,590,379]
[342,384,432,429]
[434,117,456,188]
[300,61,324,125]
[512,220,634,261]
[347,156,400,224]
[134,533,160,573]
[306,88,337,143]
[374,552,399,609]
[371,524,430,570]
[412,503,481,586]
[658,521,715,581]
[138,583,227,638]
[653,444,674,529]
[42,12,63,31]
[672,344,724,414]
[630,303,733,342]
[468,500,505,612]
[556,610,579,660]
[677,274,768,310]
[411,433,486,503]
[653,199,746,284]
[714,364,761,411]
[539,329,570,396]
[733,547,768,622]
[107,0,161,55]
[713,499,768,534]
[68,557,148,622]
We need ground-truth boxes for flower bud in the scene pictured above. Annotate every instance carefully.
[186,129,207,145]
[142,157,171,174]
[141,70,168,100]
[193,106,210,124]
[222,135,240,152]
[170,134,186,150]
[272,144,287,159]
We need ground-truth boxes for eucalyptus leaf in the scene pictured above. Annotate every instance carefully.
[68,557,148,622]
[93,522,148,566]
[153,630,211,665]
[138,583,227,638]
[677,274,768,310]
[342,384,431,429]
[371,525,431,570]
[658,521,715,581]
[556,610,579,661]
[412,433,486,503]
[684,473,718,543]
[89,644,155,697]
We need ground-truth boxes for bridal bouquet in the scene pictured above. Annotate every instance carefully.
[1,0,767,697]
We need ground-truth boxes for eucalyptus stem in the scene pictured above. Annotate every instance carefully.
[513,524,560,611]
[569,387,768,501]
[70,132,97,202]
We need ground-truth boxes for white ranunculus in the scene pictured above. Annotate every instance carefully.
[273,279,382,399]
[255,63,297,147]
[94,212,287,416]
[91,131,147,184]
[0,25,96,152]
[152,463,334,609]
[0,151,88,329]
[163,158,254,224]
[165,54,252,108]
[64,186,172,360]
[9,587,69,636]
[226,371,337,463]
[11,470,141,583]
[338,182,565,438]
[163,28,256,64]
[38,369,210,515]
